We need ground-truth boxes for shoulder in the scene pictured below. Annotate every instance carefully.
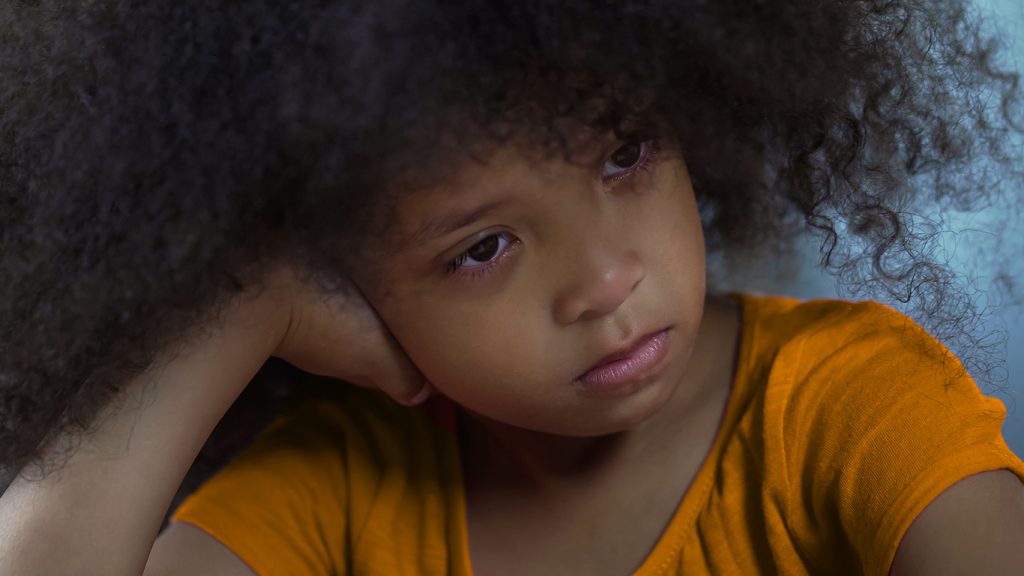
[737,294,973,403]
[168,382,461,575]
[739,293,937,356]
[733,294,1023,574]
[170,381,457,528]
[740,294,1007,477]
[170,385,408,521]
[197,381,454,489]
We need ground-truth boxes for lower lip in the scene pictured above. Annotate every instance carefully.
[575,329,671,394]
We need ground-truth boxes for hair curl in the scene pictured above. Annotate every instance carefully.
[2,0,1021,485]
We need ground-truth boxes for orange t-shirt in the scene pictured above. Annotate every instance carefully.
[171,294,1024,575]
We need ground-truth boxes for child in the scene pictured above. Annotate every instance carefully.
[1,0,1023,574]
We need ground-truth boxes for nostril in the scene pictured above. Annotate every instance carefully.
[553,250,646,325]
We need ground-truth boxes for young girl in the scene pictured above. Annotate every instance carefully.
[1,1,1023,574]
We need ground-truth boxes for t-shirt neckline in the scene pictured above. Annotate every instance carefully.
[443,292,756,575]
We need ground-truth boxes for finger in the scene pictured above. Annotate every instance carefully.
[362,324,433,406]
[338,285,432,406]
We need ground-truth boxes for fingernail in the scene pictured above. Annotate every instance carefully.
[408,381,433,406]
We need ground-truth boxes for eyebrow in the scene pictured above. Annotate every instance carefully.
[401,199,511,249]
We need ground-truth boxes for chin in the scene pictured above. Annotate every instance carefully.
[597,388,675,434]
[539,377,681,437]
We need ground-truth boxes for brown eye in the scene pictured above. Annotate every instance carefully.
[467,235,500,262]
[609,141,643,169]
[446,232,519,276]
[602,140,656,180]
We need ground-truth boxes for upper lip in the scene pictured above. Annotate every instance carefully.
[578,328,668,376]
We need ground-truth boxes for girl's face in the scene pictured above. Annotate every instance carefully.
[361,134,707,437]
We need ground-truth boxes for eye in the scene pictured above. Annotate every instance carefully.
[602,139,660,182]
[446,232,519,276]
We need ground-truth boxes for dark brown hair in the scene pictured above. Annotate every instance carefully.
[1,0,1021,482]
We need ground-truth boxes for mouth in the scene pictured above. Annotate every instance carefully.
[574,328,672,394]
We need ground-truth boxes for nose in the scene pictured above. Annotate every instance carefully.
[552,248,646,325]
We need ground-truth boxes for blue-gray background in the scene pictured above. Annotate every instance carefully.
[984,0,1024,458]
[711,0,1024,457]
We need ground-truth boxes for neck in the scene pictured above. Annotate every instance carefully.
[458,409,627,489]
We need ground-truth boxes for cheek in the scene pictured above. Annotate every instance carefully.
[379,295,547,396]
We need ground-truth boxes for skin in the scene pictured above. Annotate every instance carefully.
[350,132,1024,574]
[356,133,743,574]
[361,134,710,439]
[28,133,1017,575]
[140,133,745,576]
[889,469,1024,575]
[143,467,1024,576]
[0,255,430,576]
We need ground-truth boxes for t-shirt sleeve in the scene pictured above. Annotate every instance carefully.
[776,301,1024,575]
[170,399,351,576]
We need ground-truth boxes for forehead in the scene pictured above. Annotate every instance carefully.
[383,131,610,248]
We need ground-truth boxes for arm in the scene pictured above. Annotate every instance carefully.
[0,290,283,576]
[0,268,427,576]
[145,523,255,576]
[890,469,1024,575]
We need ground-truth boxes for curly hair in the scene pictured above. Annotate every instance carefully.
[1,0,1021,483]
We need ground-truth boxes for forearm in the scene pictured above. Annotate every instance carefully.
[0,297,284,576]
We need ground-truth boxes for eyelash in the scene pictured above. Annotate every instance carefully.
[445,232,521,280]
[602,138,662,185]
[444,138,662,280]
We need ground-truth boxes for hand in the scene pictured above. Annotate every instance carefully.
[0,264,433,576]
[262,265,432,406]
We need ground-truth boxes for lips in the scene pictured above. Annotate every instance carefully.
[575,328,672,393]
